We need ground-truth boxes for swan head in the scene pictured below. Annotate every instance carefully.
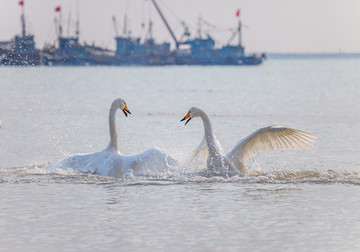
[180,106,202,125]
[113,98,131,117]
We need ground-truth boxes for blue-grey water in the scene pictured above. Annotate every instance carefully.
[1,59,360,251]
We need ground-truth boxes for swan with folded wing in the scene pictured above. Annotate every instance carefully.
[48,98,176,177]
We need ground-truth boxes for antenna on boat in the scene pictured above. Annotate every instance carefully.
[75,0,80,39]
[179,22,190,43]
[67,12,71,37]
[123,15,127,36]
[238,21,242,47]
[141,0,146,30]
[112,16,119,36]
[148,20,153,40]
[197,15,202,39]
[146,1,154,41]
[54,17,58,43]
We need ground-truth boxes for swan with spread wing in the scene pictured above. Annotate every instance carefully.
[48,98,176,177]
[181,107,316,176]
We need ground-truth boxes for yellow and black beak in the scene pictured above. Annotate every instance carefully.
[180,112,191,125]
[122,104,131,117]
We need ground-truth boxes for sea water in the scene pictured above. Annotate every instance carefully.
[1,59,360,251]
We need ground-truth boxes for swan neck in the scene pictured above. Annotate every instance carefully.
[108,104,118,150]
[200,111,217,154]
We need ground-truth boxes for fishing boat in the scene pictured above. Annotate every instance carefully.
[0,1,40,66]
[150,0,264,65]
[42,5,104,66]
[108,0,265,66]
[1,1,264,66]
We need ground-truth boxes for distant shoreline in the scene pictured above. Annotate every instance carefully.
[266,53,360,59]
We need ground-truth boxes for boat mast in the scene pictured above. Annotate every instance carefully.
[150,0,179,48]
[55,6,63,39]
[238,20,242,47]
[19,1,26,37]
[149,20,153,40]
[236,9,242,47]
[112,16,119,36]
[123,14,129,36]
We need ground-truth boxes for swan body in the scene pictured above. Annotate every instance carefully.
[52,146,175,177]
[181,107,316,176]
[48,98,176,177]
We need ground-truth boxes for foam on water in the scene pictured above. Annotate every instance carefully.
[2,161,360,185]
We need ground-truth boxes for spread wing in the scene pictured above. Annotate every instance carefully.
[192,134,225,162]
[226,125,316,164]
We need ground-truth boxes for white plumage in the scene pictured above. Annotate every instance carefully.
[181,107,316,175]
[48,98,176,177]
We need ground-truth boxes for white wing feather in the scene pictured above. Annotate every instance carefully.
[192,134,225,162]
[226,125,316,164]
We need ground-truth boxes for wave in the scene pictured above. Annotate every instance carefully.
[240,169,360,185]
[1,163,360,185]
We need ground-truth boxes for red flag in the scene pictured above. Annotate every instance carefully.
[55,6,61,12]
[235,9,240,17]
[18,1,24,6]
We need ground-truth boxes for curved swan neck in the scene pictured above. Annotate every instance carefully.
[108,102,119,150]
[199,110,218,154]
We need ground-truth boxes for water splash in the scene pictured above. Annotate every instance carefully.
[1,162,360,185]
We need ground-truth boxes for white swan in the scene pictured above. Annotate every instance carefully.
[181,107,316,176]
[48,98,176,177]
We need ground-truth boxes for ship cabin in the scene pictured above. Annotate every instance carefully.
[115,37,170,57]
[58,37,85,58]
[14,35,36,54]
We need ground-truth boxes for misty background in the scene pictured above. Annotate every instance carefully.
[0,0,360,53]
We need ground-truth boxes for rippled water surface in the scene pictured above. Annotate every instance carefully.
[1,59,360,251]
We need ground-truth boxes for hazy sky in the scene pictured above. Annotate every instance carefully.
[1,0,359,53]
